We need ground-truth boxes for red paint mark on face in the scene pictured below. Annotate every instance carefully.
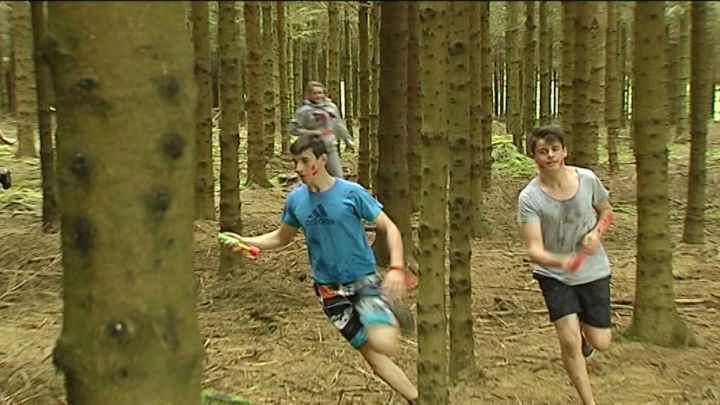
[311,165,318,176]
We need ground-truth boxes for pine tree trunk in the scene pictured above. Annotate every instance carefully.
[590,5,606,131]
[418,2,449,402]
[375,2,415,268]
[480,4,493,195]
[31,2,57,231]
[539,2,551,126]
[277,2,289,156]
[506,2,522,149]
[522,1,536,155]
[469,3,483,235]
[245,1,270,187]
[318,48,327,86]
[262,3,276,158]
[447,2,475,379]
[237,5,247,126]
[192,2,215,220]
[343,4,355,135]
[370,2,380,190]
[605,2,621,175]
[496,49,505,118]
[407,2,421,212]
[219,1,243,271]
[629,2,692,348]
[327,2,340,102]
[352,38,360,125]
[571,2,597,168]
[619,24,628,128]
[293,37,303,106]
[681,2,711,244]
[46,3,203,402]
[675,9,690,138]
[358,2,371,189]
[667,26,678,132]
[559,2,575,144]
[12,1,37,157]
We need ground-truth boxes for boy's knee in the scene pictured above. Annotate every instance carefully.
[589,331,612,351]
[367,325,399,357]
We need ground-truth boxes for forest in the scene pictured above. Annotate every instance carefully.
[1,1,719,404]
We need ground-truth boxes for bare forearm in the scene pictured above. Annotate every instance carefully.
[593,207,614,236]
[385,226,405,267]
[241,229,292,251]
[528,247,567,269]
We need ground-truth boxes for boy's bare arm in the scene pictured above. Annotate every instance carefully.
[240,224,298,251]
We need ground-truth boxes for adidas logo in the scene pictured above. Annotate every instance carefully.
[306,204,335,226]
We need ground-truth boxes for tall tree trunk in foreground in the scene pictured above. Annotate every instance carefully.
[629,1,693,348]
[417,2,450,403]
[46,3,203,402]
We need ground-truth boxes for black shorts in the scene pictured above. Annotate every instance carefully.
[534,274,612,328]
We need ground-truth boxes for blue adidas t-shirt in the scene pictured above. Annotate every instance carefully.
[281,178,382,284]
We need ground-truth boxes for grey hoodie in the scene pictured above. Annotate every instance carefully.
[289,98,355,149]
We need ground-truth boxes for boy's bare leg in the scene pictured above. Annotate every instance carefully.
[554,314,596,405]
[581,323,612,351]
[360,326,418,402]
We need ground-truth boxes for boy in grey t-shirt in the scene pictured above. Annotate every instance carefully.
[517,125,614,405]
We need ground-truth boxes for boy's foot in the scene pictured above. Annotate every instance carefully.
[581,335,595,359]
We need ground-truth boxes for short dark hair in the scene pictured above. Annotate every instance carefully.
[528,125,566,156]
[289,135,327,158]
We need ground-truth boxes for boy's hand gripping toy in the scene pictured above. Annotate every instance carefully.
[566,212,614,272]
[218,232,260,257]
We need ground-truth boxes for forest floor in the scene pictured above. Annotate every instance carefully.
[1,121,720,405]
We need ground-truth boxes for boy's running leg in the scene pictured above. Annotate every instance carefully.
[555,314,596,405]
[360,325,418,402]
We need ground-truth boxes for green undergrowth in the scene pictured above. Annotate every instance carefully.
[491,134,537,180]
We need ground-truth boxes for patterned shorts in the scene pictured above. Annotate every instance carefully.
[313,274,397,349]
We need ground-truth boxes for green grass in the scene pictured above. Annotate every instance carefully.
[491,134,537,180]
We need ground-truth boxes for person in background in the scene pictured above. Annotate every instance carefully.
[289,81,355,178]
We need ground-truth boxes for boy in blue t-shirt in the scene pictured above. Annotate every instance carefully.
[230,136,418,403]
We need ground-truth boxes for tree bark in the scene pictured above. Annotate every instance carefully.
[12,1,37,157]
[46,3,203,402]
[681,2,711,244]
[417,2,449,403]
[406,2,421,212]
[358,2,371,188]
[629,1,692,348]
[31,1,58,231]
[245,1,270,187]
[192,1,215,220]
[447,1,475,379]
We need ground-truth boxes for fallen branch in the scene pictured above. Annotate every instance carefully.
[612,297,714,306]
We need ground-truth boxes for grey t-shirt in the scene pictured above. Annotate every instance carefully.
[517,166,611,285]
